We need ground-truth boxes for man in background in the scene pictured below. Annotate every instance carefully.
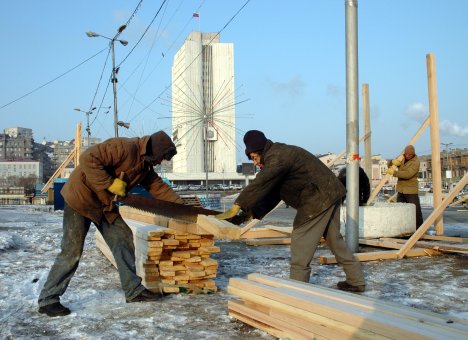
[387,145,423,229]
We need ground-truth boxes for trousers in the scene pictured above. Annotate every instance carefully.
[290,202,365,286]
[38,203,145,307]
[397,192,423,228]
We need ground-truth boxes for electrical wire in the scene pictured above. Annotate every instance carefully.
[0,48,107,111]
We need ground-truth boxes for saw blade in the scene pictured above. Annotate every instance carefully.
[119,195,221,223]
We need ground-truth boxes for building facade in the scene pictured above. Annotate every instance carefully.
[0,127,34,160]
[171,31,236,176]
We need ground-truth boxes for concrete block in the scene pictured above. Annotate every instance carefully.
[340,203,416,239]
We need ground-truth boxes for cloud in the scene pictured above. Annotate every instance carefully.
[265,75,306,96]
[405,102,427,122]
[440,120,468,137]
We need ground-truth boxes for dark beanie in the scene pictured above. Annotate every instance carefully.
[244,130,267,158]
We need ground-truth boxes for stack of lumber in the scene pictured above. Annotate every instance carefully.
[96,218,220,294]
[228,273,468,339]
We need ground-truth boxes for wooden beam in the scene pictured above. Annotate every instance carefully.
[74,122,82,167]
[196,215,240,240]
[246,273,468,333]
[240,200,284,235]
[244,238,291,246]
[421,235,468,243]
[240,228,291,239]
[366,116,430,205]
[41,148,76,193]
[396,172,468,258]
[426,53,444,234]
[320,248,441,264]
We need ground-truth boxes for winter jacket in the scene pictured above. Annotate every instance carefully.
[235,140,346,227]
[61,135,182,225]
[395,155,420,194]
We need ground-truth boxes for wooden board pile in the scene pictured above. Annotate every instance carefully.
[96,218,220,294]
[228,273,468,339]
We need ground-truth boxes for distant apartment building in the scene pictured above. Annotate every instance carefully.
[171,31,236,175]
[0,160,43,186]
[0,127,34,160]
[50,140,75,168]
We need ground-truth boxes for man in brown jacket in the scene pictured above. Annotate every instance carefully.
[386,144,423,228]
[217,130,365,292]
[38,131,183,317]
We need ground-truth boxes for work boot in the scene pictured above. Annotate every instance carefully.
[126,289,164,303]
[38,302,71,317]
[337,281,365,293]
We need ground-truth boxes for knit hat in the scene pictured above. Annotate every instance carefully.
[244,130,267,158]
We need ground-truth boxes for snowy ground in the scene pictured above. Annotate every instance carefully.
[0,204,467,339]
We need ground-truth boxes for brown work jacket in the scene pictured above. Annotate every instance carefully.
[235,140,346,227]
[61,135,182,224]
[395,155,420,195]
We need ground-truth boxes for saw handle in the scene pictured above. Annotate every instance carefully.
[113,171,126,202]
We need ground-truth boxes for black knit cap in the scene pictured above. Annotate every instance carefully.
[244,130,267,158]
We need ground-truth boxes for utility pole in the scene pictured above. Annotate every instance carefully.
[86,25,128,138]
[441,142,453,189]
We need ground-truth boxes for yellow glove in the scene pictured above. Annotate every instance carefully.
[215,204,241,220]
[108,178,127,197]
[386,168,395,176]
[392,159,402,167]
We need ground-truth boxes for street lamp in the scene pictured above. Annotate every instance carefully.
[441,142,453,189]
[86,24,128,137]
[74,106,110,146]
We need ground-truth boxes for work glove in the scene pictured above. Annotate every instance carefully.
[229,210,254,225]
[215,204,241,220]
[386,168,395,176]
[107,178,127,197]
[391,159,402,167]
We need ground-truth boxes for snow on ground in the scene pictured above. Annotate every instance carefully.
[0,204,467,339]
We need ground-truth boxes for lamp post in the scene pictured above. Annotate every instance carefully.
[74,106,111,147]
[86,25,128,137]
[441,142,453,190]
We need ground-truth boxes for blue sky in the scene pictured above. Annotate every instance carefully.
[1,0,467,161]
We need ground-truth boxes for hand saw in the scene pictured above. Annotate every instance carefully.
[118,194,221,223]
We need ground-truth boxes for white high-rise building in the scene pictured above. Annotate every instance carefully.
[171,31,236,175]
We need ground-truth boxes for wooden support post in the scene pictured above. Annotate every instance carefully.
[362,84,372,182]
[74,122,82,167]
[396,173,468,258]
[367,116,430,205]
[427,53,444,235]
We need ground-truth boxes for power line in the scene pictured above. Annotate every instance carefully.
[117,0,168,68]
[0,48,107,111]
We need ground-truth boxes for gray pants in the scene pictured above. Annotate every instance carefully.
[290,202,365,286]
[38,203,145,307]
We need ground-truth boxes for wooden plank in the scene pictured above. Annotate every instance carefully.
[421,235,468,243]
[381,238,468,252]
[229,278,462,339]
[240,228,291,239]
[246,273,468,334]
[240,200,285,235]
[228,288,381,340]
[396,172,468,258]
[320,248,441,264]
[228,300,322,340]
[196,215,240,240]
[244,238,291,246]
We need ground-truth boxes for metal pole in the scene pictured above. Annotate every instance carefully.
[86,112,91,147]
[345,0,360,252]
[111,40,119,138]
[362,84,372,183]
